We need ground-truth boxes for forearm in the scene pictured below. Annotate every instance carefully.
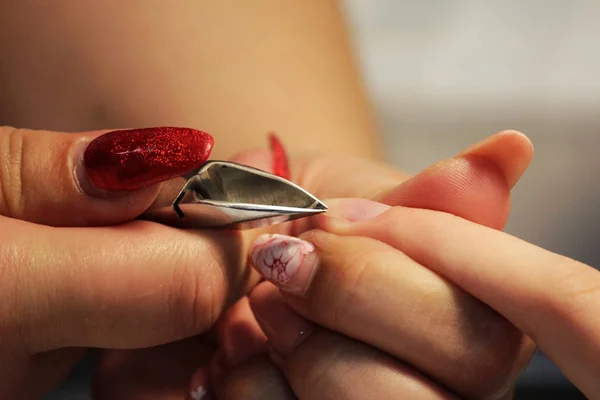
[0,0,381,159]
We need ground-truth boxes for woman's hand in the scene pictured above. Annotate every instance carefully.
[0,126,269,399]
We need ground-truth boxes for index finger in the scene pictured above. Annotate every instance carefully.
[333,206,600,398]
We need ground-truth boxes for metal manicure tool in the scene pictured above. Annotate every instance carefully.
[143,161,327,230]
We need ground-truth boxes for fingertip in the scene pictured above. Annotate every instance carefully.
[458,130,534,189]
[382,156,510,230]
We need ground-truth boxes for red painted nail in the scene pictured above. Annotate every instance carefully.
[83,127,214,191]
[268,132,290,180]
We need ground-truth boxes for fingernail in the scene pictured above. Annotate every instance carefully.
[249,234,318,295]
[187,367,213,400]
[81,127,214,191]
[324,198,391,223]
[268,132,290,179]
[250,282,314,356]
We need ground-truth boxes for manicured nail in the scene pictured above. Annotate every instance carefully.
[249,234,318,295]
[187,367,213,400]
[324,198,391,223]
[268,132,290,179]
[250,282,314,356]
[83,127,214,191]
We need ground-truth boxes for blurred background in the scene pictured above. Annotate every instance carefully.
[46,1,596,399]
[342,0,597,398]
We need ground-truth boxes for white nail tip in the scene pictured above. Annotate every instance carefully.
[190,385,208,400]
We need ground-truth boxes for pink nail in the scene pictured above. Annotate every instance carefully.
[249,234,318,295]
[325,198,391,223]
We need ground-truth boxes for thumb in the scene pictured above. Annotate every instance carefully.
[297,130,533,231]
[381,130,534,229]
[0,126,213,226]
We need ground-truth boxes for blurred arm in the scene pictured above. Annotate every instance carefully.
[0,0,381,159]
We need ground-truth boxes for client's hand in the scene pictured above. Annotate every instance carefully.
[181,131,537,400]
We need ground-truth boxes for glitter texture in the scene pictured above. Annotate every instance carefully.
[84,127,214,190]
[268,132,290,179]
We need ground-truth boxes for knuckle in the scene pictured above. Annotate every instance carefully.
[164,239,222,338]
[0,127,26,218]
[288,335,335,397]
[451,318,534,399]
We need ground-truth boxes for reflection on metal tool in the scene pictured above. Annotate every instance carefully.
[143,161,327,230]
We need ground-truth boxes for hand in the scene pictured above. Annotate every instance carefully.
[205,131,536,400]
[345,201,600,398]
[96,131,535,399]
[0,126,267,399]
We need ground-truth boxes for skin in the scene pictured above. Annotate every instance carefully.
[0,1,538,399]
[0,0,380,159]
[201,132,537,400]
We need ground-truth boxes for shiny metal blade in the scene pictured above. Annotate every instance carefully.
[142,161,327,229]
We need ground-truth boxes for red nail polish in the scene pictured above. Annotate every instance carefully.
[268,132,290,180]
[84,127,214,191]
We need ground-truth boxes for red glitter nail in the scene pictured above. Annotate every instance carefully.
[268,132,290,180]
[84,127,214,191]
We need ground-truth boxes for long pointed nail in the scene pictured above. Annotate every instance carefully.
[82,127,214,191]
[268,132,290,180]
[249,234,318,295]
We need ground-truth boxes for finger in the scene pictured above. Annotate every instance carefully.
[297,130,532,232]
[0,126,213,226]
[214,356,296,400]
[4,217,260,352]
[247,231,533,399]
[93,338,213,400]
[347,206,600,398]
[249,283,458,400]
[214,297,267,372]
[298,130,531,199]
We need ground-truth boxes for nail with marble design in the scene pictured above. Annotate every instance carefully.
[249,234,318,295]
